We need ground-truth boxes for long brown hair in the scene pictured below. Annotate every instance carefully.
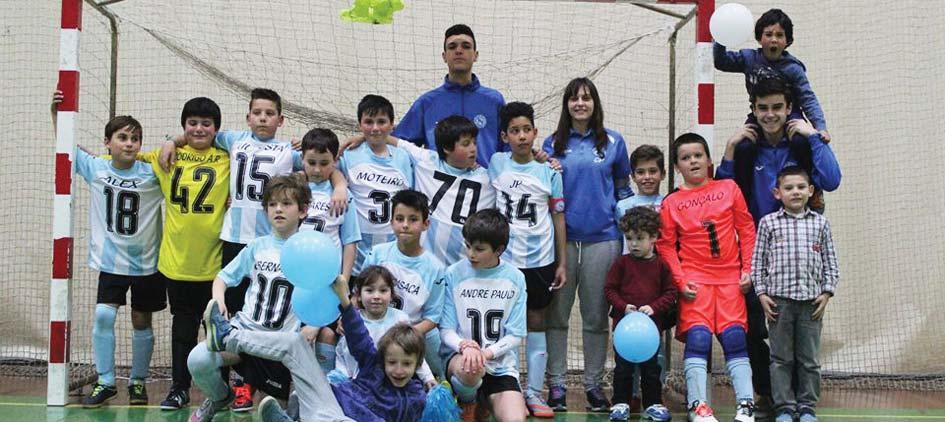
[552,77,607,157]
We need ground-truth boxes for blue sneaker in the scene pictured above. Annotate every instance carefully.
[204,299,232,352]
[643,404,672,421]
[259,396,293,422]
[609,403,630,421]
[775,412,794,422]
[798,409,818,422]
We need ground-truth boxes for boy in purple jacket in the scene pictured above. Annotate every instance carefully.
[714,8,831,142]
[202,276,427,422]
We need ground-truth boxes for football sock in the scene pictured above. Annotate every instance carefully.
[684,357,708,405]
[526,331,547,398]
[450,374,482,404]
[316,342,336,373]
[726,357,754,402]
[92,304,118,386]
[131,327,154,381]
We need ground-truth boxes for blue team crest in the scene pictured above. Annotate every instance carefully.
[473,114,487,129]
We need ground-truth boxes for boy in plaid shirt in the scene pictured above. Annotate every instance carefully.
[751,166,839,422]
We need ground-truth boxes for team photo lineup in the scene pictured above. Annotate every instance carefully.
[56,8,845,422]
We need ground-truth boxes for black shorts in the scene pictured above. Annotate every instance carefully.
[521,263,556,310]
[97,271,166,312]
[163,272,213,316]
[222,241,250,317]
[477,374,522,400]
[233,353,291,400]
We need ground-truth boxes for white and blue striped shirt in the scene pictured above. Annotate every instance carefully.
[218,234,300,333]
[363,241,447,325]
[300,181,361,252]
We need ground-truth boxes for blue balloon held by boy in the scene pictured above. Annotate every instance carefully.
[280,230,341,290]
[613,311,660,363]
[291,285,341,327]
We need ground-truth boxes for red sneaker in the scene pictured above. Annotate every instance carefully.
[231,381,255,412]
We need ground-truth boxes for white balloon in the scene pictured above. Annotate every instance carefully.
[710,3,754,48]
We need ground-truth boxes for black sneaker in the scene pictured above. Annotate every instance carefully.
[127,380,148,405]
[547,385,567,412]
[160,387,190,410]
[82,382,117,408]
[586,386,612,412]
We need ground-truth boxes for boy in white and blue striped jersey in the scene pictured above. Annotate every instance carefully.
[488,101,567,418]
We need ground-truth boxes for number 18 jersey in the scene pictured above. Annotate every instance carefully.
[218,234,300,333]
[75,148,163,276]
[215,131,302,244]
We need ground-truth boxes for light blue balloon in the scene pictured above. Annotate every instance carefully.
[280,230,341,290]
[291,285,341,327]
[613,312,660,363]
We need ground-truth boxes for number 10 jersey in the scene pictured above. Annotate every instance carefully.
[218,234,300,333]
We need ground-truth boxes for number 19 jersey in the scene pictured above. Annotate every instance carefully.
[398,141,496,266]
[440,260,527,378]
[218,234,300,332]
[75,148,163,276]
[216,131,302,244]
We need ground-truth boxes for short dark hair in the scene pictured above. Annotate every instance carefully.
[250,88,283,114]
[671,133,711,165]
[776,165,811,186]
[104,115,142,140]
[444,24,476,50]
[750,76,793,107]
[462,209,509,252]
[262,175,311,212]
[434,115,478,161]
[629,144,665,174]
[391,189,430,221]
[357,94,395,122]
[618,206,661,238]
[499,101,535,132]
[755,8,794,47]
[301,128,340,157]
[356,265,395,292]
[377,323,425,368]
[180,97,221,130]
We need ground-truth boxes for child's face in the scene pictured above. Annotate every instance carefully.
[383,343,419,388]
[445,134,478,169]
[501,117,537,159]
[302,149,336,183]
[266,192,305,237]
[104,125,142,165]
[624,230,656,259]
[759,23,788,61]
[567,86,594,125]
[359,112,394,145]
[358,277,392,320]
[391,203,428,246]
[465,240,502,269]
[246,99,284,139]
[632,159,664,196]
[774,174,813,213]
[442,34,478,74]
[183,116,217,150]
[675,143,711,188]
[752,93,791,138]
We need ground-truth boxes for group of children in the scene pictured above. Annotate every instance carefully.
[56,7,841,422]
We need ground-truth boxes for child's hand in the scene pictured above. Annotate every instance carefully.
[51,90,64,115]
[550,265,566,290]
[459,341,484,374]
[786,119,816,139]
[340,134,365,157]
[330,189,348,217]
[681,282,698,301]
[812,293,831,320]
[818,129,831,143]
[534,148,549,163]
[300,326,319,343]
[739,273,752,293]
[759,294,778,322]
[638,305,654,316]
[424,379,437,391]
[290,136,302,151]
[624,304,637,314]
[158,139,178,171]
[332,275,351,307]
[728,124,759,146]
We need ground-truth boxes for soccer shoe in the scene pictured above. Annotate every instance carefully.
[204,299,232,352]
[127,380,148,405]
[258,395,294,422]
[688,400,719,422]
[733,399,756,422]
[525,393,555,418]
[586,386,612,412]
[547,385,567,412]
[232,381,256,412]
[81,382,117,408]
[160,387,190,410]
[609,403,630,421]
[643,404,672,421]
[798,409,818,422]
[189,390,235,422]
[775,412,794,422]
[458,401,478,422]
[285,390,299,421]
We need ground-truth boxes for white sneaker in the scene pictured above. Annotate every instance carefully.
[688,400,719,422]
[733,399,756,422]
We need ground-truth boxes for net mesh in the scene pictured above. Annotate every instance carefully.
[1,0,943,394]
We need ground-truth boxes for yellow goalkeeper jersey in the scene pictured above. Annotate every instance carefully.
[140,145,230,281]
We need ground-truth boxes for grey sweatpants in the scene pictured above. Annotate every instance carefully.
[227,329,353,422]
[546,240,620,389]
